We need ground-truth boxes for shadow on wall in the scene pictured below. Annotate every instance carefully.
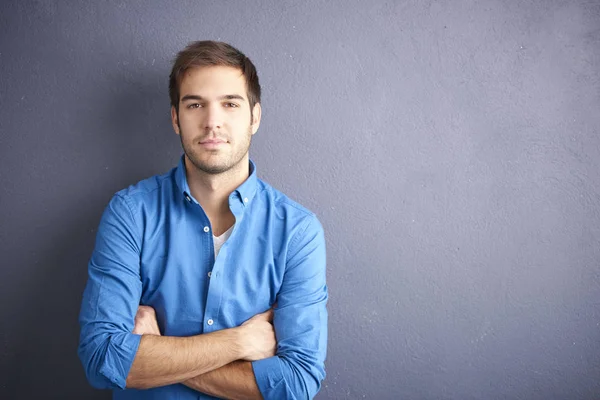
[5,72,174,398]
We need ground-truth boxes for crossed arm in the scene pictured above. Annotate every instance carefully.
[130,305,271,399]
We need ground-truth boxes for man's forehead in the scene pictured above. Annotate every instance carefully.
[181,65,245,85]
[179,66,248,102]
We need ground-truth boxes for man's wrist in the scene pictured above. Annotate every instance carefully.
[230,326,249,360]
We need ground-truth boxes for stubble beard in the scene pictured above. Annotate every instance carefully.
[179,124,253,176]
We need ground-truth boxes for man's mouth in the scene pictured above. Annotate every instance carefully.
[199,138,227,149]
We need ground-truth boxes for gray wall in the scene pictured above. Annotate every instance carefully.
[1,0,599,399]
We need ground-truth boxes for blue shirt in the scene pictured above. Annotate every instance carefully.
[78,157,328,399]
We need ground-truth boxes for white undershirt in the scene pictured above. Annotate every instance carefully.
[213,224,234,259]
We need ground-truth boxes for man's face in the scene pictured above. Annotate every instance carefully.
[171,65,261,175]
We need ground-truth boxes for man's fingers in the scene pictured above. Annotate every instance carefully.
[137,305,156,315]
[262,308,274,322]
[133,305,161,336]
[249,308,274,322]
[241,307,276,326]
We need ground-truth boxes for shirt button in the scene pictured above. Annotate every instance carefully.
[185,195,191,202]
[207,271,212,278]
[243,197,249,203]
[203,226,210,233]
[207,319,214,326]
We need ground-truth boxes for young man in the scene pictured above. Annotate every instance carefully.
[78,41,328,399]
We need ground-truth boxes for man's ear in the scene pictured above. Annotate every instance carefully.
[251,103,262,135]
[171,106,180,135]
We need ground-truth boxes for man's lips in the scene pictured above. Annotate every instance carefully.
[199,139,227,144]
[199,139,227,148]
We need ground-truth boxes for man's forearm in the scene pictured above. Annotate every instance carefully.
[183,361,262,400]
[126,329,244,389]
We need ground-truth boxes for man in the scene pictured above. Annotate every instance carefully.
[78,41,328,400]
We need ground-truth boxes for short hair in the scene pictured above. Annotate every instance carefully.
[169,41,261,114]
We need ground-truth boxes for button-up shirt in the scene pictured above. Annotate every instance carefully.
[78,157,328,399]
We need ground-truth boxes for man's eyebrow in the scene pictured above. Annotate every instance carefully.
[220,94,246,101]
[180,94,203,102]
[180,94,246,102]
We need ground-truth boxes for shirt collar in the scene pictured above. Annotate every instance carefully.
[174,155,258,207]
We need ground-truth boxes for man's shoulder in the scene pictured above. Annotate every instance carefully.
[113,167,176,203]
[256,178,319,223]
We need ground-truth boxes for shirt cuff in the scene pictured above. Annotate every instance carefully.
[98,332,142,389]
[251,356,285,398]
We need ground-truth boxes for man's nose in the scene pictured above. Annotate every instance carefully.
[204,104,223,130]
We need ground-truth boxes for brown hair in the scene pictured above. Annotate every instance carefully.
[169,41,261,115]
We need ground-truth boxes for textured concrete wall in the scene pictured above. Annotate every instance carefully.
[1,1,599,398]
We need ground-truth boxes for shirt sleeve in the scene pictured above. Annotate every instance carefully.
[77,193,143,389]
[252,215,328,400]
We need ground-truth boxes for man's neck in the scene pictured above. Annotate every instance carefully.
[184,156,249,234]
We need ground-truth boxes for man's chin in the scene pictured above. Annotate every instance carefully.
[183,146,249,176]
[188,157,231,175]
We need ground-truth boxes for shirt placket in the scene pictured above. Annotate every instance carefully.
[185,192,220,334]
[202,194,245,332]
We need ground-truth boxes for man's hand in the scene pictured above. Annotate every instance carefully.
[133,305,161,336]
[238,309,277,361]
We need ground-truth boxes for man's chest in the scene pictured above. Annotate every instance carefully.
[137,218,286,336]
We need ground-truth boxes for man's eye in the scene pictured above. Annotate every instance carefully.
[224,103,239,108]
[187,103,201,109]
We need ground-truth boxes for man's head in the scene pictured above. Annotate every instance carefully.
[169,41,261,119]
[169,41,262,175]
